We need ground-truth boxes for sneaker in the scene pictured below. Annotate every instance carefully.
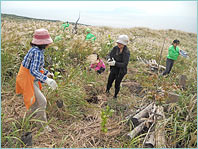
[44,125,52,132]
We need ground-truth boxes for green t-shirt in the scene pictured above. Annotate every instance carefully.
[85,33,96,42]
[54,36,62,42]
[61,23,70,30]
[167,45,180,60]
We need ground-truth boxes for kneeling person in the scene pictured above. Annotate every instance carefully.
[90,54,106,74]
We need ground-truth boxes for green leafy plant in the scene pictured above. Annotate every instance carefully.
[1,109,47,148]
[101,105,114,133]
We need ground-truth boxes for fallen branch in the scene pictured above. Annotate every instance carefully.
[127,102,168,148]
[155,106,167,148]
[142,116,156,147]
[127,121,146,139]
[129,103,154,126]
[144,131,155,147]
[136,56,166,71]
[126,103,151,120]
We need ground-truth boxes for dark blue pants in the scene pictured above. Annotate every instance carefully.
[163,58,174,75]
[106,71,125,98]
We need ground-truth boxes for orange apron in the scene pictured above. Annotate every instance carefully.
[16,65,44,110]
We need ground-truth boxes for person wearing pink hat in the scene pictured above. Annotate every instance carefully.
[106,35,130,99]
[16,28,57,132]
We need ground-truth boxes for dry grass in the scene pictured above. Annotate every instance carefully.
[1,15,197,148]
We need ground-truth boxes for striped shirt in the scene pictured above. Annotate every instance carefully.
[22,46,48,82]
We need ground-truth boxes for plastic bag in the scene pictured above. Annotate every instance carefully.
[179,49,188,58]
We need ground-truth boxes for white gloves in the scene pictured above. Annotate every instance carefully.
[45,77,58,90]
[47,72,54,78]
[108,58,116,66]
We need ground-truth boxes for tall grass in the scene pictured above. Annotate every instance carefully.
[1,109,46,148]
[1,16,197,148]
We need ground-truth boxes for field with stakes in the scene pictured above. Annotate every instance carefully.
[1,14,197,148]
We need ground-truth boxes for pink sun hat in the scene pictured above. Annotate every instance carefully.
[32,28,53,45]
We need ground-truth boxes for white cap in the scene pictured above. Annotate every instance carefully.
[116,35,129,45]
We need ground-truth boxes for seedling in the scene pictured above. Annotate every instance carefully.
[101,105,114,133]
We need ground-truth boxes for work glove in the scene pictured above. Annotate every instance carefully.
[107,58,111,62]
[47,72,54,78]
[108,58,116,66]
[45,78,58,90]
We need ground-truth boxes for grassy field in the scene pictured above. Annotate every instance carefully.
[1,14,197,148]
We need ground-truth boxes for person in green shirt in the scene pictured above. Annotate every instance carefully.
[85,28,96,43]
[54,35,62,42]
[162,39,180,75]
[61,21,70,30]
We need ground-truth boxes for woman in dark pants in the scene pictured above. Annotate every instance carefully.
[106,35,130,99]
[163,40,180,75]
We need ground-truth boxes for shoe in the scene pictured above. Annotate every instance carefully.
[105,90,110,94]
[113,95,117,99]
[105,89,109,93]
[105,90,110,97]
[44,125,52,132]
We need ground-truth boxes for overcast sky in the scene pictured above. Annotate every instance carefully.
[1,1,197,33]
